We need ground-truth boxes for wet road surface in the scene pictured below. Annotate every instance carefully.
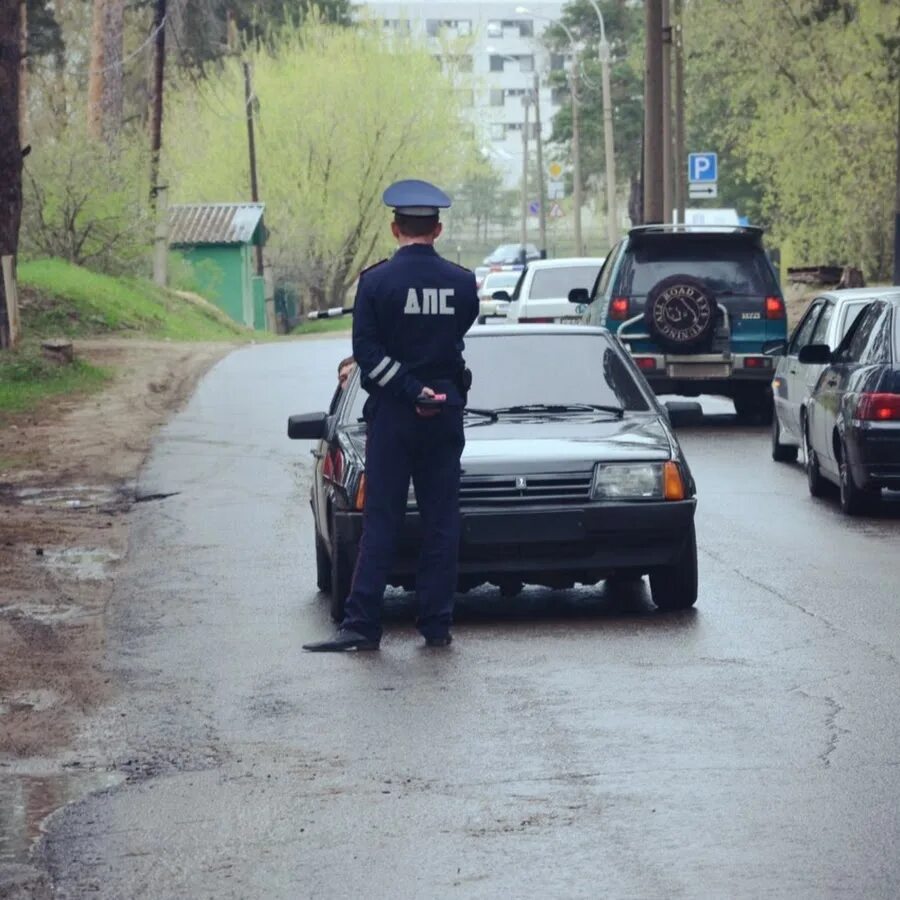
[34,340,900,898]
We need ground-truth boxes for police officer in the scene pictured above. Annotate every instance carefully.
[304,180,478,652]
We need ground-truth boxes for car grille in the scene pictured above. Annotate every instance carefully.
[458,472,593,507]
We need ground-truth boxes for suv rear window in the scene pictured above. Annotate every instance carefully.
[617,237,778,298]
[529,265,601,300]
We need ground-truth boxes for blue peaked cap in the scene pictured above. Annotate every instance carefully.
[383,179,452,217]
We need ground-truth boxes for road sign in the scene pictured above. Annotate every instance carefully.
[688,183,718,199]
[688,152,718,183]
[548,179,565,200]
[528,200,540,215]
[549,202,565,219]
[548,161,563,179]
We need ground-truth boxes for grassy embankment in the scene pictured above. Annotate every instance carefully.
[0,258,251,416]
[291,315,352,336]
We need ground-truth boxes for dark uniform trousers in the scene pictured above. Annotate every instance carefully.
[341,389,465,643]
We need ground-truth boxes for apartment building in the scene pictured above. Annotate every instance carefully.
[356,1,567,189]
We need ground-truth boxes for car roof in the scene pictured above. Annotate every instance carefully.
[470,324,610,337]
[815,286,900,303]
[524,257,606,270]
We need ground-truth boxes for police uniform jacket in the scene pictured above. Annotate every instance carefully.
[352,244,479,406]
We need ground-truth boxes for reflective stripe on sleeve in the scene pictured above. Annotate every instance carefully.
[368,356,392,380]
[378,361,401,387]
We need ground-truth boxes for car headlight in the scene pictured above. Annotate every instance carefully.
[592,461,688,502]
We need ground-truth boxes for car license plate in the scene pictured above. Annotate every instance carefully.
[560,316,583,325]
[666,362,732,379]
[464,513,585,544]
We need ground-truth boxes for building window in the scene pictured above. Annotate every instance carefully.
[551,86,568,105]
[427,18,473,37]
[453,54,473,73]
[490,123,506,141]
[517,19,534,37]
[457,20,472,36]
[489,55,505,72]
[550,53,566,71]
[519,55,534,73]
[490,89,505,107]
[382,19,410,34]
[487,20,503,38]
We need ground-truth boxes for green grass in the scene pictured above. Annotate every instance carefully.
[18,258,251,341]
[0,345,110,416]
[291,315,352,335]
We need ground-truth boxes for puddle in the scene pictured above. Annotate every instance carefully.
[37,547,120,581]
[0,770,124,865]
[7,484,130,512]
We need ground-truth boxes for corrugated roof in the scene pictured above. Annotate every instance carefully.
[169,203,265,246]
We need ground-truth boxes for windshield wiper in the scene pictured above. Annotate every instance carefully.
[463,407,499,422]
[493,403,625,419]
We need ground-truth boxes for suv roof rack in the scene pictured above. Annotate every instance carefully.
[628,224,764,236]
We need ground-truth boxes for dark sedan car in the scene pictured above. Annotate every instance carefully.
[288,326,700,619]
[800,295,900,514]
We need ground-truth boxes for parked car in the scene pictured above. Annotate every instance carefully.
[500,258,605,324]
[574,225,786,422]
[474,243,542,289]
[477,270,519,322]
[799,294,900,514]
[771,287,900,462]
[288,326,700,620]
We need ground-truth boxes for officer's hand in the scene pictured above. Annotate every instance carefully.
[416,387,442,418]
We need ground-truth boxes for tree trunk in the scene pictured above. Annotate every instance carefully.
[1,0,23,349]
[88,0,124,144]
[17,0,25,143]
[88,0,105,140]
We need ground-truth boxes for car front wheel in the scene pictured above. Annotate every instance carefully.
[649,524,698,611]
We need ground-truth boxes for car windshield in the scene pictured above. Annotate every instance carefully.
[528,265,602,300]
[619,237,778,298]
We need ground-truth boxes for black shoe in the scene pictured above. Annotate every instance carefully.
[303,629,380,652]
[424,634,453,648]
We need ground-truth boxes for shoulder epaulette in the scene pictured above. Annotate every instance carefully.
[358,258,388,279]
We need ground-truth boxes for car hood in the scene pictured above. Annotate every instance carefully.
[346,415,673,474]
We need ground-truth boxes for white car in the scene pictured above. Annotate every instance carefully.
[500,257,605,325]
[771,286,900,461]
[477,270,520,322]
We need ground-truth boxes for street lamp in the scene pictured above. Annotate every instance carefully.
[516,7,583,256]
[585,0,618,247]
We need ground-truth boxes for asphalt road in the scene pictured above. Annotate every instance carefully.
[39,339,900,899]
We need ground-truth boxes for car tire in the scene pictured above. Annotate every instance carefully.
[644,274,717,352]
[803,419,827,498]
[734,387,774,425]
[649,523,698,611]
[315,532,331,592]
[839,438,880,516]
[771,414,799,463]
[329,512,355,623]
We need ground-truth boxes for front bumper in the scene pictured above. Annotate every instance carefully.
[848,421,900,490]
[333,499,697,588]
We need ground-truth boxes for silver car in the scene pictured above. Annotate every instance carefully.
[771,286,900,461]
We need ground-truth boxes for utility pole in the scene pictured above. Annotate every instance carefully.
[894,73,900,285]
[673,0,686,225]
[1,0,23,349]
[571,53,583,256]
[149,0,167,286]
[643,0,664,224]
[533,73,547,259]
[521,94,530,251]
[243,61,263,278]
[661,0,673,224]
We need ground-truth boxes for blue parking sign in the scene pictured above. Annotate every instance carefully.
[688,152,717,183]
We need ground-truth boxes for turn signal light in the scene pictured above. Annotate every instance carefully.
[354,474,367,510]
[610,297,630,320]
[634,357,657,371]
[663,462,686,501]
[855,393,900,421]
[765,296,785,319]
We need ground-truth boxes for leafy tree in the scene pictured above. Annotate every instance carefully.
[684,0,899,279]
[164,21,476,308]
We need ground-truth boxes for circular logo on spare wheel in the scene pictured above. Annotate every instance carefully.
[651,282,713,343]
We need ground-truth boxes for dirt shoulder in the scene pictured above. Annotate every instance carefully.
[0,339,234,764]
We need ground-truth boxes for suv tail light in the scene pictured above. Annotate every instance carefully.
[765,296,785,319]
[634,356,657,371]
[610,297,630,320]
[855,393,900,421]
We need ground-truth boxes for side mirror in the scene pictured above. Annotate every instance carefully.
[797,344,832,365]
[664,400,703,427]
[492,290,511,302]
[569,288,590,304]
[762,339,787,356]
[287,412,328,440]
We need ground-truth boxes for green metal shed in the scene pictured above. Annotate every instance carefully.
[169,203,267,330]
